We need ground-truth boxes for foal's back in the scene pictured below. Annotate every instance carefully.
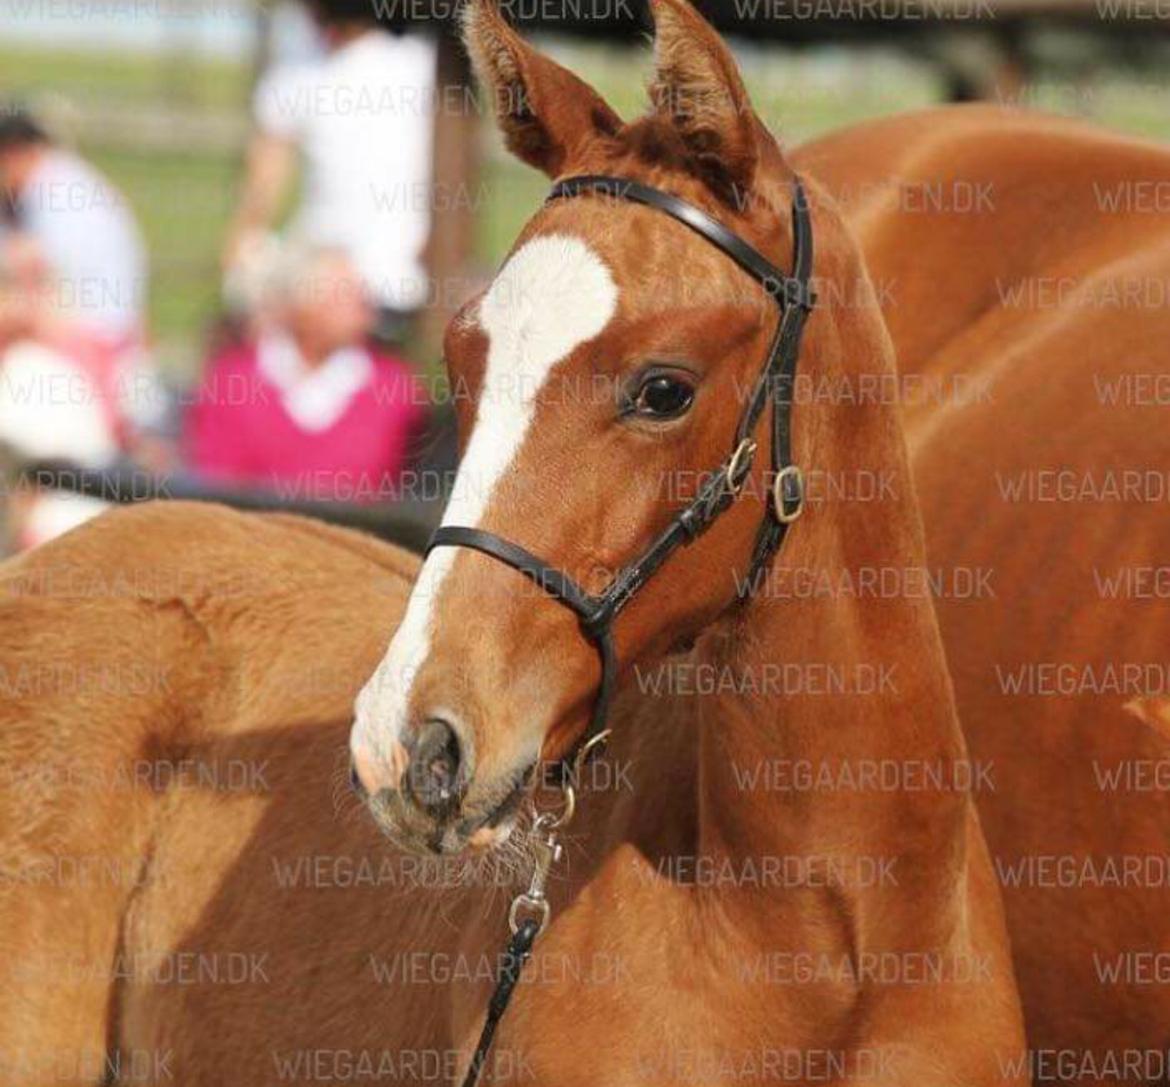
[801,106,1170,1056]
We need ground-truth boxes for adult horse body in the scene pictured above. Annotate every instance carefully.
[0,7,1162,1085]
[801,108,1170,1055]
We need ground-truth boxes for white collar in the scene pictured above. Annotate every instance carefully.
[256,331,373,433]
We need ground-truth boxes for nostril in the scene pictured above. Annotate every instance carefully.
[406,717,464,818]
[349,762,365,797]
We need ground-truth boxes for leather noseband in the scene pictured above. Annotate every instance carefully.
[427,175,815,777]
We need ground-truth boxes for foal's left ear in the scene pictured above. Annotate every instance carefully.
[648,0,761,202]
[463,0,623,177]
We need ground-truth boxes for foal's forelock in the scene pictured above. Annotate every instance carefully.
[351,232,619,771]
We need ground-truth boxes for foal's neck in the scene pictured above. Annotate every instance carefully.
[692,207,972,934]
[696,526,969,870]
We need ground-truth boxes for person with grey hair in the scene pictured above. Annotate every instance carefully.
[186,246,427,499]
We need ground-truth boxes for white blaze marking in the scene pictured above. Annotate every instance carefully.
[351,235,618,766]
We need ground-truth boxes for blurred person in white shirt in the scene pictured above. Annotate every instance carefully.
[0,265,113,551]
[224,0,438,345]
[0,109,162,447]
[0,109,160,549]
[0,111,147,345]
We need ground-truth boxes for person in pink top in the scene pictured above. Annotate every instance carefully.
[187,246,427,503]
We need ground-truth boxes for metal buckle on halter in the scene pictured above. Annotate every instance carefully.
[772,465,804,524]
[787,279,817,312]
[726,438,757,497]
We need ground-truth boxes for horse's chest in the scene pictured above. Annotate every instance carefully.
[466,859,813,1087]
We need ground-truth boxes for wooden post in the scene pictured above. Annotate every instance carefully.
[423,29,479,360]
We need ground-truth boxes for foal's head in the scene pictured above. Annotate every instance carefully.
[350,0,871,854]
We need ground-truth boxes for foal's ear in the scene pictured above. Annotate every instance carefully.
[648,0,760,202]
[462,0,623,177]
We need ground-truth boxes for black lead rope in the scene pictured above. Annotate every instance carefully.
[459,919,540,1087]
[439,175,816,1087]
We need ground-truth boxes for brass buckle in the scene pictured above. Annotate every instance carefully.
[547,728,612,828]
[725,439,757,497]
[772,465,804,524]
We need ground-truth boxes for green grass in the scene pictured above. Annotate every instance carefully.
[0,45,251,111]
[89,146,240,357]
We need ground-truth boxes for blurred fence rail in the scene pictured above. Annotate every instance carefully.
[35,97,248,155]
[21,463,436,553]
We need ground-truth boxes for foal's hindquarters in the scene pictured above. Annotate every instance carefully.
[0,504,467,1084]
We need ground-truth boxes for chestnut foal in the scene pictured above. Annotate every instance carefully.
[0,2,1025,1082]
[350,0,1026,1079]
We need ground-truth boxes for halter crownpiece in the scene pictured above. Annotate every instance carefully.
[427,174,815,776]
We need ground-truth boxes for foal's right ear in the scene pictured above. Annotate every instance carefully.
[647,0,761,203]
[462,0,623,177]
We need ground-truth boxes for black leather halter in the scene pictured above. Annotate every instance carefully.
[427,175,815,776]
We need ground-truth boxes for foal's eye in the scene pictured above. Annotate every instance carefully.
[633,374,695,420]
